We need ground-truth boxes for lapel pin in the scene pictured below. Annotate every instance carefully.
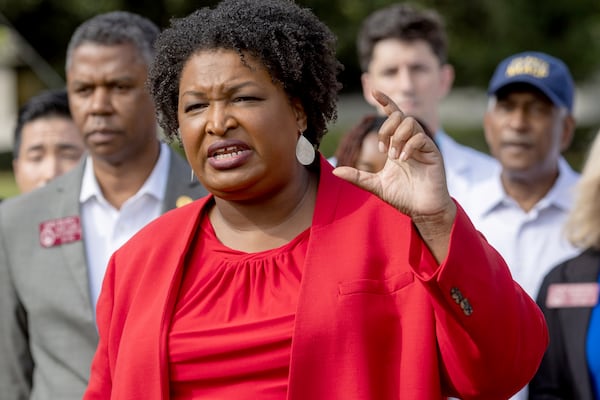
[176,196,194,208]
[39,216,82,248]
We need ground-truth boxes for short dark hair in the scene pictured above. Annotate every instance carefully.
[357,3,448,72]
[65,11,159,70]
[13,88,71,158]
[148,0,343,147]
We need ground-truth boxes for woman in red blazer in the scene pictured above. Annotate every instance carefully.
[85,1,548,399]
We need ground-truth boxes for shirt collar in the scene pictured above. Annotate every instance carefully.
[80,142,171,205]
[434,129,471,174]
[433,129,446,150]
[544,157,580,210]
[473,156,579,217]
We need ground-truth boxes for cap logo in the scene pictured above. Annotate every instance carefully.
[505,56,549,79]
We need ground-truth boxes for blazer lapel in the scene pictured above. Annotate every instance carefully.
[57,162,95,313]
[57,151,207,314]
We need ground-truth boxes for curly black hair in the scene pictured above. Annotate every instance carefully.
[148,0,343,148]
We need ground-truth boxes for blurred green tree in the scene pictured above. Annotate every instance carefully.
[1,0,599,91]
[0,0,599,170]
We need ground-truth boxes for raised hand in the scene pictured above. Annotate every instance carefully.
[333,90,456,262]
[333,90,454,219]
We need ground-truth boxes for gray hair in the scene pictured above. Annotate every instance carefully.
[65,11,159,70]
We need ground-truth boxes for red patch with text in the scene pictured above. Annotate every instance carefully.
[546,282,599,308]
[39,216,82,248]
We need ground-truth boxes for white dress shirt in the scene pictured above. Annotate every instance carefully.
[80,142,171,312]
[464,157,580,298]
[461,157,580,400]
[435,130,500,208]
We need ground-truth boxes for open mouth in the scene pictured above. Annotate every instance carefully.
[207,140,253,170]
[211,146,248,160]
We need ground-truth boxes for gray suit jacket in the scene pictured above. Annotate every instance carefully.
[0,146,207,400]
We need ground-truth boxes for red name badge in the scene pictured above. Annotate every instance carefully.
[39,216,82,248]
[546,282,600,308]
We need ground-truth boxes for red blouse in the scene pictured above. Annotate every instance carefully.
[168,211,310,399]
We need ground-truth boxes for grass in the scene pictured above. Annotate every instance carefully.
[0,170,19,200]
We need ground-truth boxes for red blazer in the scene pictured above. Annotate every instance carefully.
[85,157,547,400]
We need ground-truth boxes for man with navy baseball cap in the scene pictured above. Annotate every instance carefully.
[461,50,581,400]
[487,51,575,112]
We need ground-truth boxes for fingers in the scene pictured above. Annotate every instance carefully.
[378,111,428,161]
[390,119,430,161]
[371,90,405,158]
[372,90,402,117]
[371,89,434,162]
[331,165,361,185]
[332,166,378,194]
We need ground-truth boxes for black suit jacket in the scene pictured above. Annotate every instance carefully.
[529,249,600,400]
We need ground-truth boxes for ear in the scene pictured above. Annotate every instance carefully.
[361,72,379,109]
[438,64,455,99]
[291,98,307,132]
[559,114,576,152]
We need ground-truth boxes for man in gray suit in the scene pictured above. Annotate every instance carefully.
[0,11,206,400]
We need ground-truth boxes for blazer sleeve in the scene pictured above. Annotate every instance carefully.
[414,204,549,399]
[0,207,34,400]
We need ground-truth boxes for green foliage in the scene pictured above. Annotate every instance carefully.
[2,0,600,90]
[0,174,18,199]
[436,0,600,85]
[303,0,600,89]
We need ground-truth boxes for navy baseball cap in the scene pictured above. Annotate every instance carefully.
[488,51,574,112]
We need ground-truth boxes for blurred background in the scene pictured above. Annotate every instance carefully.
[1,0,600,198]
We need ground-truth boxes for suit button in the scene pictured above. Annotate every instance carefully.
[451,287,472,316]
[460,298,473,316]
[450,287,463,303]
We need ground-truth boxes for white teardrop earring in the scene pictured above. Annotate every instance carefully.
[296,133,315,166]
